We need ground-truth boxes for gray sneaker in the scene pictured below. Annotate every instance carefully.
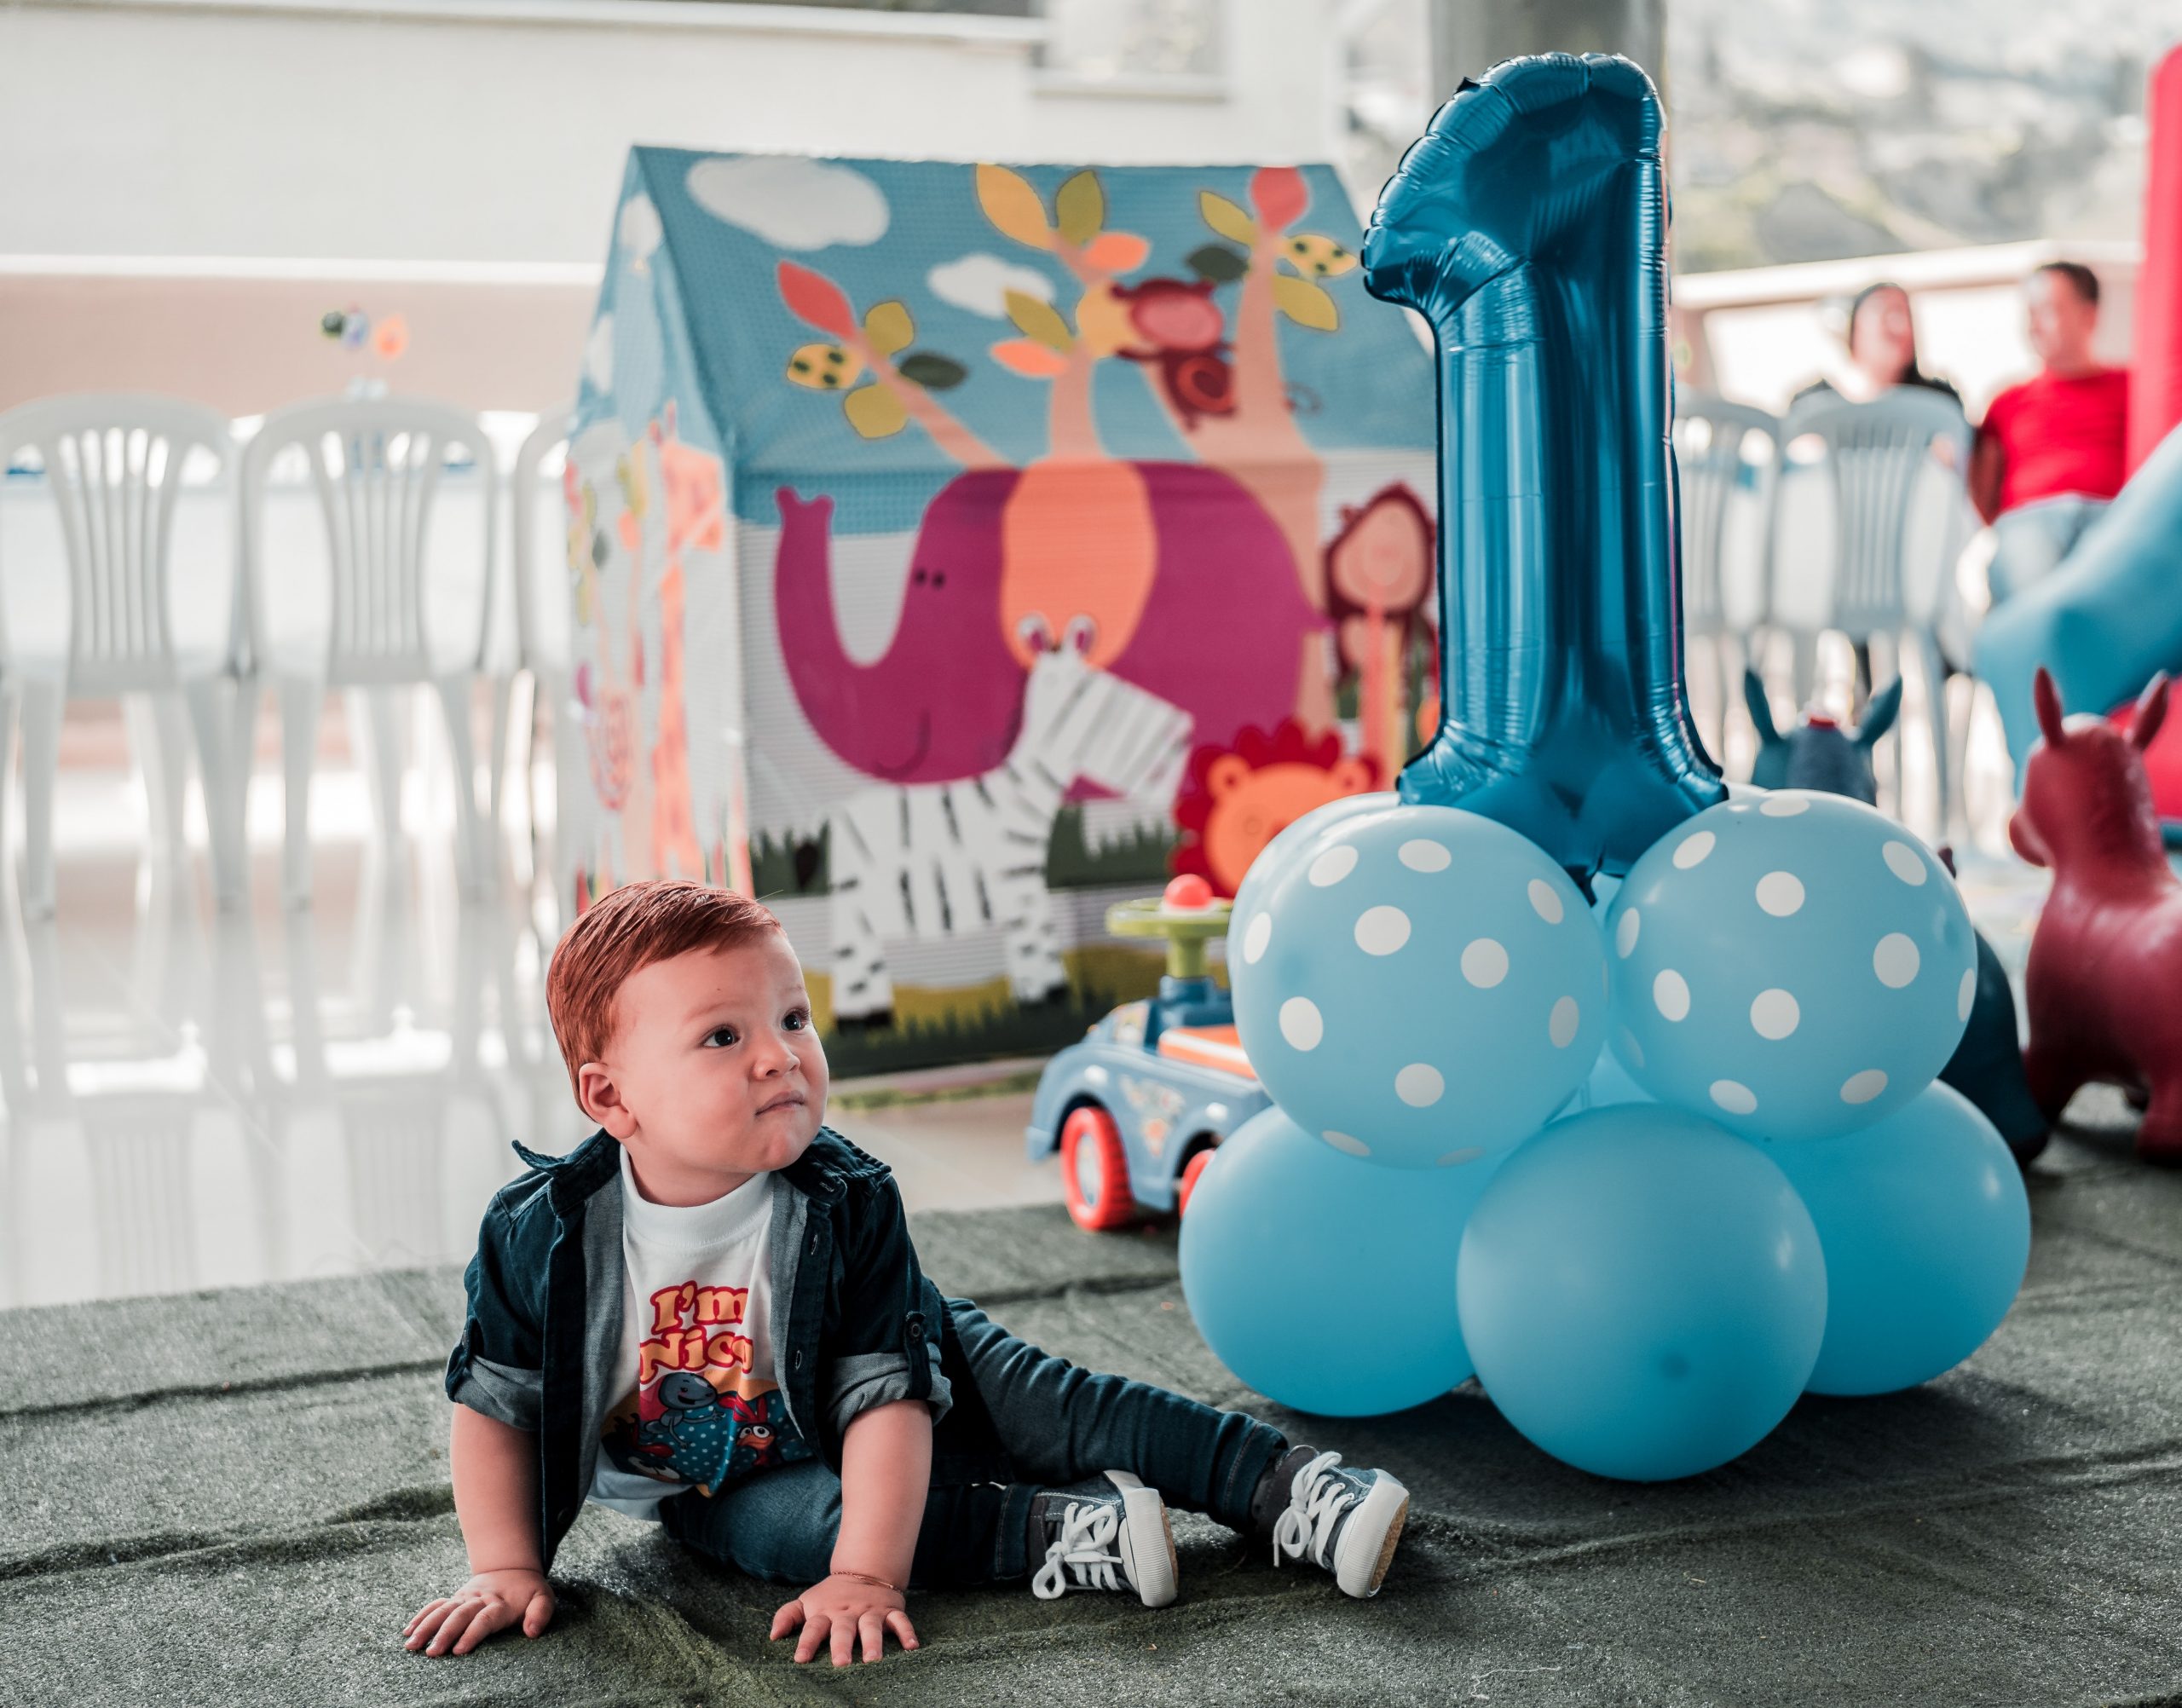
[1028,1470,1178,1607]
[1270,1451,1409,1598]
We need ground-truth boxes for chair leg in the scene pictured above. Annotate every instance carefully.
[127,694,190,870]
[547,671,583,911]
[1915,630,1953,845]
[1706,634,1732,764]
[434,675,489,897]
[347,687,407,857]
[487,672,516,874]
[0,687,14,918]
[279,677,323,909]
[18,681,62,920]
[1789,632,1819,712]
[509,670,543,890]
[228,677,260,888]
[182,679,249,910]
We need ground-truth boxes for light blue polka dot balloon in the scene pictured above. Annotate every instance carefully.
[1604,789,1977,1140]
[1757,1082,2030,1396]
[1230,791,1399,932]
[1231,803,1607,1169]
[1180,1105,1499,1415]
[1458,1103,1827,1481]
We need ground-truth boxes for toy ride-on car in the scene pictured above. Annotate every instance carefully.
[1026,875,1274,1232]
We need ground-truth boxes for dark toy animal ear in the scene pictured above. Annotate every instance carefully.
[1743,668,1781,744]
[1857,678,1904,748]
[2033,666,2066,748]
[2131,672,2171,752]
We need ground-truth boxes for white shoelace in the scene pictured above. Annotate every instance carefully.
[1030,1498,1125,1600]
[1271,1450,1357,1571]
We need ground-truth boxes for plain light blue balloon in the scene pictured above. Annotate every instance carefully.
[1555,1037,1655,1117]
[1758,1082,2030,1397]
[1458,1104,1827,1481]
[1180,1106,1500,1416]
[1230,803,1607,1169]
[1605,790,1977,1140]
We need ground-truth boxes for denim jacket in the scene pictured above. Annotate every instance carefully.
[442,1125,952,1572]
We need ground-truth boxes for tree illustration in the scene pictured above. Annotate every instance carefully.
[771,164,1371,734]
[776,262,1003,469]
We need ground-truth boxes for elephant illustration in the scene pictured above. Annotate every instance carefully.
[773,462,1325,792]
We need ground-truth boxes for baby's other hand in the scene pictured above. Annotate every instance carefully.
[771,1573,919,1665]
[403,1569,556,1657]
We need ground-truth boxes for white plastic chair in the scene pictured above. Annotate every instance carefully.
[1767,388,1974,824]
[502,407,574,888]
[238,396,499,907]
[0,394,251,915]
[1672,393,1780,756]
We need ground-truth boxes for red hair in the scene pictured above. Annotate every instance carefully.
[546,880,784,1095]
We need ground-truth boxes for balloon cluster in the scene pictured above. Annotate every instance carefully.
[1182,792,2032,1479]
[319,305,410,362]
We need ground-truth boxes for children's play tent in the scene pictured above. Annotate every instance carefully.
[563,149,1435,1071]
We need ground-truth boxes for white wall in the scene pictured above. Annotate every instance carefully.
[0,0,1341,265]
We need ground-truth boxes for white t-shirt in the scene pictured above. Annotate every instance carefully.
[588,1146,813,1521]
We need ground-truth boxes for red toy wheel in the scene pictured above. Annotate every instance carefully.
[1176,1146,1215,1219]
[1061,1106,1138,1232]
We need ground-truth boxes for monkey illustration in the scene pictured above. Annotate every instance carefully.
[1111,279,1238,429]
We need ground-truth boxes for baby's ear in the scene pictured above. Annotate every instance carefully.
[578,1062,635,1137]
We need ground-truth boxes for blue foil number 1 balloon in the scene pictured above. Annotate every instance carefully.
[1363,54,1723,884]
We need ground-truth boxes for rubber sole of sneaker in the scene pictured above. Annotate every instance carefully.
[1333,1477,1410,1599]
[1106,1470,1179,1607]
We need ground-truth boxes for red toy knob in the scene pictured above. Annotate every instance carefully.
[1163,874,1215,911]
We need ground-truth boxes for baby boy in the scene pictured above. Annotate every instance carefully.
[404,880,1409,1665]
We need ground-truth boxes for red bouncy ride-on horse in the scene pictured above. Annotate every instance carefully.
[2012,666,2182,1158]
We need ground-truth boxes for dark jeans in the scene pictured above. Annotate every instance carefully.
[660,1299,1287,1588]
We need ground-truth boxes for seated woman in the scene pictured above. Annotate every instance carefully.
[1791,281,1966,414]
[1787,281,1971,694]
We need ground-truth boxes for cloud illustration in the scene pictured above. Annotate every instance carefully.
[926,253,1057,318]
[617,194,662,262]
[684,157,889,250]
[584,314,614,390]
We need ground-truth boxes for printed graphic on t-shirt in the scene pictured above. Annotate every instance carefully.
[599,1278,811,1495]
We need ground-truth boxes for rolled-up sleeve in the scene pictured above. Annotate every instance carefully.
[444,1201,546,1433]
[824,1180,952,1438]
[449,1353,545,1432]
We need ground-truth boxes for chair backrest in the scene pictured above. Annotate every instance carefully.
[241,395,497,681]
[1672,392,1780,634]
[510,406,574,674]
[0,393,235,691]
[1778,388,1973,634]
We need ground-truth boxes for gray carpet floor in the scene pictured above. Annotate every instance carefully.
[7,1091,2182,1707]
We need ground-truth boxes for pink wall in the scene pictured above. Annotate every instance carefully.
[0,266,597,418]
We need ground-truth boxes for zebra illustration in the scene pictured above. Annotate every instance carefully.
[828,649,1192,1023]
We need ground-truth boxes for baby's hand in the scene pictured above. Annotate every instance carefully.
[771,1573,919,1665]
[403,1569,556,1657]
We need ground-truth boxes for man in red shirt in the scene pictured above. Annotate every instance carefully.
[1970,262,2132,604]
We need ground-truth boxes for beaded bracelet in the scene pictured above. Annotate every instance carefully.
[830,1568,900,1594]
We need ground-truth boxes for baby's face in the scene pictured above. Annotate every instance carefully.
[586,933,828,1201]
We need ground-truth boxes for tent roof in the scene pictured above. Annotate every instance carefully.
[593,149,1434,528]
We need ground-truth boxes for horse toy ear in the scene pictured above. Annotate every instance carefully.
[2131,672,2171,752]
[1856,678,1904,749]
[2033,666,2068,748]
[1742,668,1781,745]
